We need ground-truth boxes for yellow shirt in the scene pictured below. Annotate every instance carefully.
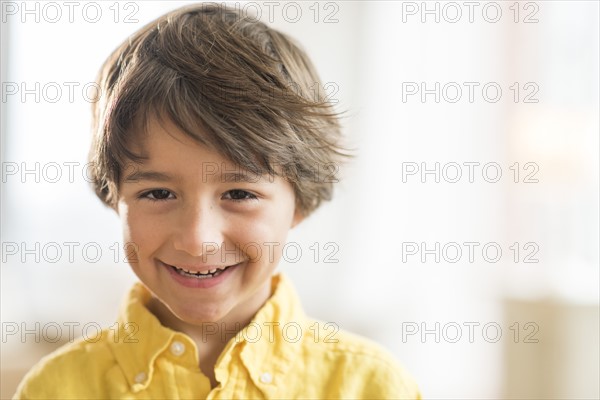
[14,274,421,399]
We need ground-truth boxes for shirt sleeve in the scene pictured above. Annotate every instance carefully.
[12,357,62,400]
[12,339,115,400]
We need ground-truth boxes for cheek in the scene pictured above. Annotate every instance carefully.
[120,204,165,260]
[230,207,293,264]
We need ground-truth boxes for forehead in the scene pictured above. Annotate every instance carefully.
[133,116,226,164]
[123,117,273,185]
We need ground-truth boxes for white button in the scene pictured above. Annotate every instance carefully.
[259,372,272,384]
[134,372,147,384]
[170,340,185,356]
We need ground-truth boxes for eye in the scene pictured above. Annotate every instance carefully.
[140,189,175,202]
[222,189,257,202]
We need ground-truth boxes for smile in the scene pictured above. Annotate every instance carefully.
[169,264,233,279]
[161,259,244,289]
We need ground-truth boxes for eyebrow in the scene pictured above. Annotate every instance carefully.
[220,172,263,183]
[124,170,175,183]
[123,169,264,184]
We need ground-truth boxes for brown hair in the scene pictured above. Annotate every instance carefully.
[89,3,349,216]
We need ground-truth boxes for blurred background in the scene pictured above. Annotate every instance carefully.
[1,1,598,398]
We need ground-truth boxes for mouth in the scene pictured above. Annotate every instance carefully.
[160,259,244,289]
[168,264,235,279]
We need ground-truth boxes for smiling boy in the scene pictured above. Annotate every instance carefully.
[14,3,420,399]
[118,116,302,389]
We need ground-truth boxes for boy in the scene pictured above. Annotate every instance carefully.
[15,3,420,399]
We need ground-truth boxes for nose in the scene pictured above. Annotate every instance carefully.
[171,200,225,258]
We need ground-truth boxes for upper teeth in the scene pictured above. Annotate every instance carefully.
[174,265,225,275]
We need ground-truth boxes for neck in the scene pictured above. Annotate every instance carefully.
[147,282,272,386]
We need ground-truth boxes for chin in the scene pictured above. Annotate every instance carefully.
[174,302,232,325]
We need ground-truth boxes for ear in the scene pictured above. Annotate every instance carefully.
[291,208,305,228]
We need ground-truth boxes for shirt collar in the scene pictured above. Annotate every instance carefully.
[108,273,306,395]
[226,273,306,396]
[108,283,181,392]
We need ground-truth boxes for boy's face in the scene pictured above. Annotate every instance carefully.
[117,117,302,325]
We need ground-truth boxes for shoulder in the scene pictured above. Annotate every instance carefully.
[13,331,119,399]
[268,274,421,398]
[298,322,421,399]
